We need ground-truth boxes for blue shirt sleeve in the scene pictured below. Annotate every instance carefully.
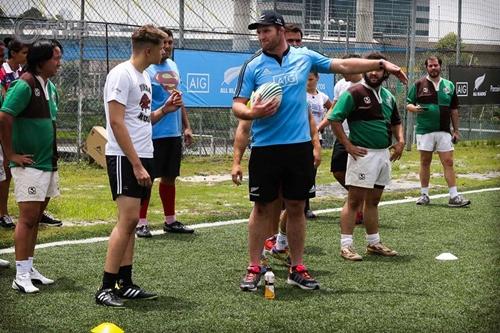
[234,61,255,100]
[307,49,332,74]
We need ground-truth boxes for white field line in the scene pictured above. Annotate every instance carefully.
[0,187,498,255]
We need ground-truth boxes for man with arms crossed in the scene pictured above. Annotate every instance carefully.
[407,56,470,207]
[233,12,407,291]
[95,25,182,308]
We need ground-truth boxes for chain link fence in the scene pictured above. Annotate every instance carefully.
[0,0,498,161]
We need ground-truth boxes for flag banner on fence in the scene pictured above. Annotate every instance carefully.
[174,49,334,108]
[449,65,500,105]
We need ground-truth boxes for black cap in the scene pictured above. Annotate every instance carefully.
[248,11,285,30]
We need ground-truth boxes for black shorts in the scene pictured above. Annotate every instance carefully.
[106,155,154,201]
[152,136,182,178]
[331,139,348,173]
[249,142,315,202]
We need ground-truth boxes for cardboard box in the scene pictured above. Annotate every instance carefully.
[84,126,107,168]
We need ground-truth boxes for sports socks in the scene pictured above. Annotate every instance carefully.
[276,231,288,251]
[366,233,380,246]
[340,234,353,248]
[160,183,176,224]
[138,196,150,226]
[421,187,429,196]
[15,259,31,277]
[449,186,458,198]
[101,271,119,290]
[118,265,133,287]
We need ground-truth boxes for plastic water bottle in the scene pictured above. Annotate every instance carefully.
[264,269,275,300]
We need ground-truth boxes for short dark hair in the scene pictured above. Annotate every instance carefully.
[425,55,442,67]
[131,25,165,50]
[364,52,387,61]
[284,23,303,38]
[342,53,361,59]
[4,37,28,59]
[158,27,173,38]
[26,39,62,74]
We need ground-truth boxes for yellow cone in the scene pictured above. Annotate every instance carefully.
[91,322,124,333]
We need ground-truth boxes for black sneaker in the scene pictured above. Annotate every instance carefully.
[240,265,263,292]
[0,215,15,229]
[136,224,152,238]
[287,264,320,290]
[40,212,62,227]
[95,288,125,308]
[116,284,158,300]
[163,221,194,234]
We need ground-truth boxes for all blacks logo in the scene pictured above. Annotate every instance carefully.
[363,96,371,104]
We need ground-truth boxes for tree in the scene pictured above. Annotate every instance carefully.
[433,32,472,66]
[19,7,45,19]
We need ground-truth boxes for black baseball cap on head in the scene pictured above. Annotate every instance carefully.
[248,10,285,30]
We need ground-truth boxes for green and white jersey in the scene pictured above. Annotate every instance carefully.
[328,82,401,149]
[0,72,59,171]
[407,76,459,135]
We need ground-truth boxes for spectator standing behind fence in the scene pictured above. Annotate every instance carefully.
[95,25,183,308]
[327,52,404,261]
[0,37,62,229]
[0,40,63,293]
[135,27,194,238]
[406,55,470,208]
[233,11,408,292]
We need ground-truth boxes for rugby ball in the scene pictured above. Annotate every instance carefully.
[252,82,282,107]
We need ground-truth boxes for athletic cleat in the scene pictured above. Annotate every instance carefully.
[40,212,62,227]
[95,288,125,308]
[240,265,263,292]
[30,267,54,285]
[366,243,398,256]
[263,235,276,252]
[163,221,194,234]
[0,258,10,268]
[269,246,291,266]
[305,209,317,219]
[12,273,40,293]
[416,194,430,205]
[355,211,364,225]
[287,265,320,290]
[0,215,15,229]
[136,224,152,238]
[448,195,471,208]
[116,284,158,300]
[340,246,363,261]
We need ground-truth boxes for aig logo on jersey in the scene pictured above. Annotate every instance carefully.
[273,73,297,87]
[363,96,371,104]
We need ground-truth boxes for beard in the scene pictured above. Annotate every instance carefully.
[428,69,440,78]
[363,73,385,88]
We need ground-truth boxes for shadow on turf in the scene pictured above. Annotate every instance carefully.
[124,295,196,312]
[35,276,86,293]
[361,254,417,263]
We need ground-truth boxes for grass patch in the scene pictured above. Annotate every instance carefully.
[0,140,499,248]
[0,191,499,332]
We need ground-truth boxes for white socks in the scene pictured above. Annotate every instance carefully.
[366,233,380,246]
[421,187,429,196]
[449,186,458,198]
[16,259,31,277]
[276,232,288,251]
[340,234,353,248]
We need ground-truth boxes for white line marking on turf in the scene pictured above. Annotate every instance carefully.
[0,187,498,255]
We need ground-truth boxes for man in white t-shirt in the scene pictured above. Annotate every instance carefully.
[95,25,183,308]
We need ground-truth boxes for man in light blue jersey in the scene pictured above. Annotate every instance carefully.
[136,27,194,238]
[233,10,408,292]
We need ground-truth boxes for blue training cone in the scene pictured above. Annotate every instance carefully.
[91,322,124,333]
